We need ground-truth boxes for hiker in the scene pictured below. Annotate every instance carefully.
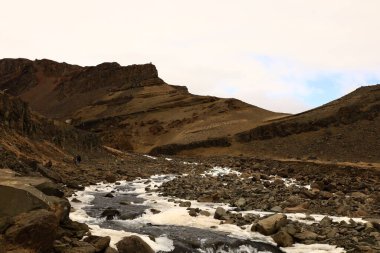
[74,155,82,165]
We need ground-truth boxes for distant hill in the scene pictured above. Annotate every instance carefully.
[0,58,285,153]
[156,85,379,163]
[231,84,380,163]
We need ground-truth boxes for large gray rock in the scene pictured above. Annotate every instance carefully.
[0,183,49,218]
[116,235,154,253]
[214,207,228,220]
[256,214,288,236]
[0,169,70,223]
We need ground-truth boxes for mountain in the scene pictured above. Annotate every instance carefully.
[1,58,379,253]
[232,84,380,163]
[0,58,286,153]
[1,58,378,163]
[155,84,379,163]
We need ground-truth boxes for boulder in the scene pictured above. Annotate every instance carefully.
[199,210,211,216]
[214,207,228,220]
[104,193,115,198]
[104,247,118,253]
[49,196,71,223]
[101,208,120,220]
[234,197,246,207]
[272,230,294,247]
[65,181,85,190]
[294,230,318,241]
[256,214,288,236]
[0,183,48,217]
[84,235,111,252]
[150,209,161,214]
[119,212,140,220]
[116,235,154,253]
[61,220,89,238]
[0,174,69,221]
[283,202,309,213]
[319,216,333,227]
[179,201,191,207]
[35,181,64,198]
[105,174,117,183]
[4,209,58,252]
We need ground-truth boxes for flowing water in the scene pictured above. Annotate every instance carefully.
[69,169,350,253]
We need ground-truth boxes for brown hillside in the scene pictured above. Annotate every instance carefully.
[0,58,285,153]
[171,85,379,163]
[0,91,103,182]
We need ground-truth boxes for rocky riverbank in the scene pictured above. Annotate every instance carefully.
[1,154,380,252]
[159,158,380,252]
[0,151,210,253]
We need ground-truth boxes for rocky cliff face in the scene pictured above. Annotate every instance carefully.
[0,90,95,154]
[0,58,282,153]
[0,58,163,97]
[54,62,164,98]
[0,58,38,95]
[0,91,33,134]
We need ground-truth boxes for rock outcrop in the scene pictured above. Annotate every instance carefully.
[0,169,114,253]
[0,169,70,223]
[3,209,58,252]
[0,91,33,134]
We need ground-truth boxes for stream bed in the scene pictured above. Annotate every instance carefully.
[69,170,350,253]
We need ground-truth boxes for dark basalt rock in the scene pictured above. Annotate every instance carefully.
[100,208,121,220]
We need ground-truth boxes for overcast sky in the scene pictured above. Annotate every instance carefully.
[1,1,379,113]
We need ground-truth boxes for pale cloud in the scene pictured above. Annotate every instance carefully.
[0,0,379,113]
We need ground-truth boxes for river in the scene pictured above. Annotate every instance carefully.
[69,167,352,253]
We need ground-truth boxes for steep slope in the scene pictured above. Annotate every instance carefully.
[0,58,285,153]
[171,85,379,163]
[0,91,100,181]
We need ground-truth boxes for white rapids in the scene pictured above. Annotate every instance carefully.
[69,166,354,253]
